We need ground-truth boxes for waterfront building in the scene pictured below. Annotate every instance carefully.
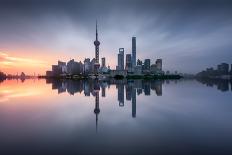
[67,59,83,75]
[134,66,142,75]
[99,57,108,73]
[101,57,106,67]
[58,60,67,74]
[150,64,158,74]
[84,58,91,75]
[231,64,232,74]
[230,64,232,75]
[132,37,136,68]
[217,63,229,75]
[110,70,127,77]
[46,71,53,77]
[90,58,96,73]
[52,65,62,76]
[156,59,162,71]
[137,59,142,66]
[125,54,132,72]
[143,59,150,74]
[117,48,124,70]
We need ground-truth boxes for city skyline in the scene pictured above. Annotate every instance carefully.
[1,0,232,75]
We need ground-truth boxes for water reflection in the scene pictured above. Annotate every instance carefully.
[46,79,163,97]
[0,79,46,102]
[197,78,232,92]
[46,79,163,126]
[0,79,232,155]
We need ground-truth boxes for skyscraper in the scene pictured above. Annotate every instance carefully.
[217,63,229,75]
[94,21,100,73]
[132,37,136,68]
[156,59,162,71]
[117,48,124,70]
[125,54,132,72]
[101,57,106,67]
[84,58,91,75]
[231,64,232,75]
[137,59,142,66]
[144,59,151,70]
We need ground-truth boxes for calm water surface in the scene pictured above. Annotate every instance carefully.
[0,79,231,155]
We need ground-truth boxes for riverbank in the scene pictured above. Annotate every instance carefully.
[38,74,183,80]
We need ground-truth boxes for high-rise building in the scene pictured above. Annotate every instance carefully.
[117,48,124,70]
[217,63,229,75]
[137,59,142,66]
[67,59,83,75]
[84,58,91,75]
[90,58,96,73]
[101,57,106,67]
[156,59,162,71]
[125,54,132,72]
[94,21,100,73]
[144,59,151,70]
[150,64,157,74]
[57,61,67,74]
[52,65,62,76]
[231,64,232,75]
[99,57,108,73]
[132,37,136,68]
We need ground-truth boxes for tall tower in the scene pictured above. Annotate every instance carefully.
[132,37,136,68]
[94,21,100,73]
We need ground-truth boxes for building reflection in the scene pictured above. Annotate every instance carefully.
[93,80,100,132]
[196,78,231,92]
[231,80,232,92]
[132,87,136,118]
[47,79,163,99]
[46,79,164,131]
[116,80,124,107]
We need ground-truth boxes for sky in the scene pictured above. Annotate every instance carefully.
[0,0,232,75]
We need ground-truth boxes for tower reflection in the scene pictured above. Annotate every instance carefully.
[93,80,100,132]
[46,79,164,131]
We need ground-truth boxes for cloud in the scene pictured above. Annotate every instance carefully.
[0,52,47,68]
[0,0,232,73]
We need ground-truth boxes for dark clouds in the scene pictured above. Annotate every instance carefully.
[0,0,232,73]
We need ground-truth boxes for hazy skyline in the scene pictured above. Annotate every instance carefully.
[0,0,232,74]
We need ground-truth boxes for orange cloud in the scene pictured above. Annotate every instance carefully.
[0,52,49,75]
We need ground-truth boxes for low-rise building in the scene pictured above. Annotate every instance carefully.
[110,70,127,77]
[134,66,142,75]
